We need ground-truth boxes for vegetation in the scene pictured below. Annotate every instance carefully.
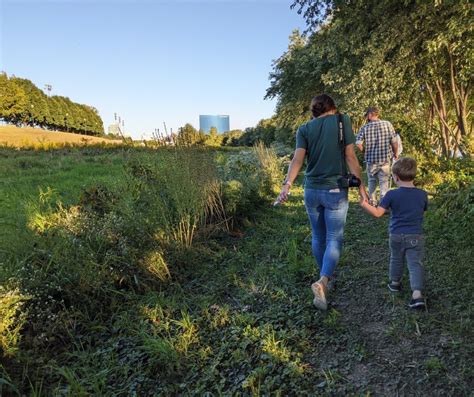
[0,125,120,149]
[0,1,471,394]
[0,145,471,395]
[0,73,104,136]
[265,0,472,156]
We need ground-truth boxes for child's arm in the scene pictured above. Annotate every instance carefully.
[360,199,386,218]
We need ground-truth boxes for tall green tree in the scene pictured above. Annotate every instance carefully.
[268,0,472,156]
[0,73,27,124]
[176,123,202,146]
[0,73,105,136]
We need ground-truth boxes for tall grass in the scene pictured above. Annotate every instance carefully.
[127,148,228,247]
[254,141,283,199]
[0,144,285,395]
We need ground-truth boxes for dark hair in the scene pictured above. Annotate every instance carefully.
[392,157,417,181]
[311,94,337,117]
[364,106,380,117]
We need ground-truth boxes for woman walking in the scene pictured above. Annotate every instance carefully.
[277,94,367,310]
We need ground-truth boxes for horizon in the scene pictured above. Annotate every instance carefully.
[0,0,307,139]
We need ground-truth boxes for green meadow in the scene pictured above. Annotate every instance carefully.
[0,148,126,254]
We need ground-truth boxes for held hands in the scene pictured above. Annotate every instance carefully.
[359,187,369,207]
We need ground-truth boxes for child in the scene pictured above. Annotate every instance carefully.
[360,157,428,308]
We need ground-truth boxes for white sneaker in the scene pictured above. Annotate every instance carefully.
[311,282,327,310]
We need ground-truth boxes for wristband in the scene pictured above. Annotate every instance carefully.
[282,180,292,187]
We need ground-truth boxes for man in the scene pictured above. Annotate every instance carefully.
[356,107,398,205]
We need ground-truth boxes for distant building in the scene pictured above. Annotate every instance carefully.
[199,115,230,134]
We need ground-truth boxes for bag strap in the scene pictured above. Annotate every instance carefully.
[337,113,347,175]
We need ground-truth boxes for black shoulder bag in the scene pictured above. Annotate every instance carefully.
[337,113,361,188]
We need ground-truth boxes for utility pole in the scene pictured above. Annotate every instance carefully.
[44,84,52,96]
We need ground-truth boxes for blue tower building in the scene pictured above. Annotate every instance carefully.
[199,115,230,134]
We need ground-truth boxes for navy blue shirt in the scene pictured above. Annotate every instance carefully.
[379,187,428,234]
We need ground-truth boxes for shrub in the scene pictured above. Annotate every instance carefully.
[218,144,283,220]
[0,287,30,357]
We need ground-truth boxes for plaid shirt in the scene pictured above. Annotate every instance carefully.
[356,120,396,164]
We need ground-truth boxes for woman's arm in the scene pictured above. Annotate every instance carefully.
[360,200,386,217]
[276,148,306,203]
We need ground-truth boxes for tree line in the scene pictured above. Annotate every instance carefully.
[177,1,472,157]
[263,0,472,158]
[0,72,104,136]
[166,121,280,148]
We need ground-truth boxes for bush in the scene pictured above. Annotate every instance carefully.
[217,144,283,220]
[424,158,473,307]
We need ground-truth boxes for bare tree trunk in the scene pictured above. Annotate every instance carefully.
[427,82,449,156]
[435,80,452,157]
[448,48,471,155]
[426,80,465,157]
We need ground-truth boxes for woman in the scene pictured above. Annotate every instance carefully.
[277,94,367,310]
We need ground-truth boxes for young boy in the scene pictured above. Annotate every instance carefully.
[360,157,428,308]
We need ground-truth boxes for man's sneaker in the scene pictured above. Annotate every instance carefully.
[387,281,402,292]
[409,297,426,309]
[311,282,328,311]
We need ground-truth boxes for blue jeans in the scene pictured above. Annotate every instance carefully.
[367,162,391,204]
[304,188,349,279]
[389,234,425,291]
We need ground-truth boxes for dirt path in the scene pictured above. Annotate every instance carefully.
[200,187,472,395]
[278,190,472,395]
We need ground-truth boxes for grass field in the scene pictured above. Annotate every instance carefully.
[0,146,472,395]
[0,125,121,147]
[0,147,127,255]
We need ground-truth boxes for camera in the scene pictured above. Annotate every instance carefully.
[338,173,361,188]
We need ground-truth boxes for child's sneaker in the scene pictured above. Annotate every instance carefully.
[409,297,426,309]
[311,281,328,311]
[387,281,402,292]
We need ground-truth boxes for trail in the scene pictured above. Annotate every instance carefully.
[200,186,472,395]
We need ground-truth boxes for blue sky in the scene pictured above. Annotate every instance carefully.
[0,0,306,139]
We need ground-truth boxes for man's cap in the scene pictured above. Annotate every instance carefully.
[364,106,379,116]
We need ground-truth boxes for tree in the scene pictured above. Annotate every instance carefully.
[0,72,105,136]
[268,0,473,156]
[206,126,223,146]
[11,77,51,127]
[0,72,27,124]
[221,129,244,146]
[176,123,202,146]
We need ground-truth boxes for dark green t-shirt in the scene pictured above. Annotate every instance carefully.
[296,114,356,189]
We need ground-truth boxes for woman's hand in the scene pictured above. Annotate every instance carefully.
[275,184,291,205]
[359,186,368,203]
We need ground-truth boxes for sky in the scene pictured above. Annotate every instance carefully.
[0,0,307,139]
